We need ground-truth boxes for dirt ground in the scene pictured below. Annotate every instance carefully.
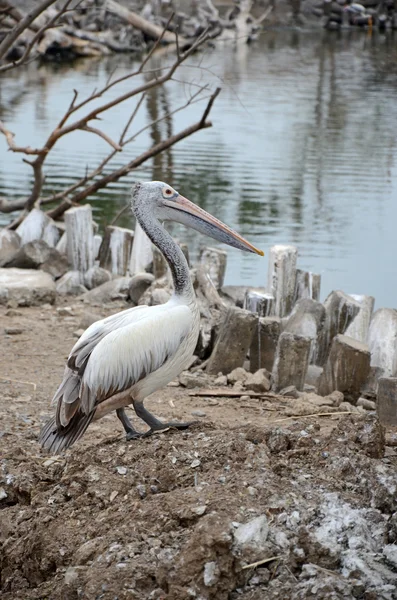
[1,299,397,600]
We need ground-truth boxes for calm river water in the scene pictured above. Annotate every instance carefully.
[1,30,397,308]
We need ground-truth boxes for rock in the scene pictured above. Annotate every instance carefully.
[79,312,101,329]
[325,390,344,406]
[305,364,323,388]
[16,208,59,247]
[64,205,94,273]
[0,268,56,306]
[357,397,376,411]
[383,545,397,569]
[129,221,153,275]
[0,229,20,267]
[221,285,251,308]
[354,414,385,458]
[203,561,219,587]
[57,306,74,317]
[303,392,334,407]
[151,288,171,305]
[5,239,68,279]
[73,329,85,338]
[56,271,87,296]
[207,307,256,375]
[75,538,103,565]
[245,369,271,392]
[81,277,131,304]
[250,316,281,373]
[284,298,326,362]
[191,409,206,417]
[280,385,299,398]
[244,290,274,317]
[318,335,370,401]
[234,515,269,551]
[240,395,251,401]
[294,268,321,303]
[316,290,361,366]
[56,232,67,255]
[4,327,23,335]
[227,367,249,385]
[368,308,397,378]
[214,374,227,386]
[339,401,358,413]
[199,247,227,290]
[377,377,397,426]
[83,266,112,290]
[345,294,375,344]
[267,245,298,317]
[99,226,134,276]
[179,371,211,389]
[271,332,311,392]
[128,273,155,305]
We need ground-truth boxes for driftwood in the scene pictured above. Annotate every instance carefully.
[188,388,277,399]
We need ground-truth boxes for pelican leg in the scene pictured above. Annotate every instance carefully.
[132,399,196,437]
[116,408,144,440]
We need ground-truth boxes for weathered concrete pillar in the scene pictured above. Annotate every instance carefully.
[315,290,361,366]
[294,269,321,303]
[129,222,153,275]
[284,298,326,363]
[93,234,102,260]
[250,316,281,373]
[271,332,311,392]
[64,205,94,274]
[317,334,370,401]
[377,377,397,426]
[244,290,274,317]
[368,308,397,377]
[16,208,59,247]
[345,294,375,344]
[200,247,227,290]
[267,245,298,318]
[99,226,134,276]
[207,307,256,375]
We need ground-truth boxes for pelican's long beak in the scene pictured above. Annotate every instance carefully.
[164,195,264,256]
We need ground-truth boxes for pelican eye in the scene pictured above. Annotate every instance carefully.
[163,187,177,200]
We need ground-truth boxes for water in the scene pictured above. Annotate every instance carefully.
[1,30,397,308]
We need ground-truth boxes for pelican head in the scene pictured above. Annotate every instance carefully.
[132,181,264,256]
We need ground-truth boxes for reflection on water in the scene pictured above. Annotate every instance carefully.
[1,30,397,308]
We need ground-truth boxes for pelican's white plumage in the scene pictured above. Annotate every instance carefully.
[39,180,263,453]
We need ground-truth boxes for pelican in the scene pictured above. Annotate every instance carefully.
[40,181,264,453]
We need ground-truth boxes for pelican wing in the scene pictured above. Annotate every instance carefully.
[52,303,193,426]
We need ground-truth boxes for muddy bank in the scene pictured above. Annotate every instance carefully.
[1,302,397,599]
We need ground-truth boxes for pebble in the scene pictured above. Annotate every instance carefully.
[116,466,127,475]
[194,505,207,516]
[5,309,22,317]
[0,487,8,501]
[190,459,201,468]
[136,484,146,499]
[73,329,85,339]
[57,307,74,317]
[240,395,251,401]
[5,327,23,335]
[214,374,228,386]
[191,409,206,417]
[109,491,118,502]
[280,385,300,398]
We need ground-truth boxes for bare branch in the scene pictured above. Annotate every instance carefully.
[0,0,58,62]
[0,121,46,155]
[80,125,122,151]
[199,86,221,126]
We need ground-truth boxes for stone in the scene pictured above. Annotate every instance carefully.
[207,307,257,375]
[221,285,252,308]
[304,392,334,407]
[326,390,344,406]
[16,208,59,247]
[294,268,321,303]
[214,374,227,386]
[368,309,397,378]
[316,291,361,366]
[244,290,274,317]
[305,364,323,388]
[151,288,171,305]
[64,205,94,273]
[82,277,131,304]
[5,239,68,279]
[0,229,20,267]
[377,377,397,426]
[357,397,376,411]
[284,298,326,363]
[345,294,375,344]
[250,316,281,373]
[271,332,311,392]
[79,312,101,329]
[128,273,155,305]
[234,515,269,551]
[129,222,153,275]
[0,268,56,306]
[5,327,23,335]
[83,266,112,290]
[56,271,87,296]
[267,245,298,317]
[245,369,271,393]
[73,329,85,338]
[99,226,134,276]
[318,334,370,401]
[280,385,299,398]
[56,231,67,255]
[227,367,249,385]
[179,371,211,389]
[203,561,219,587]
[200,247,227,290]
[339,401,358,413]
[191,409,206,417]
